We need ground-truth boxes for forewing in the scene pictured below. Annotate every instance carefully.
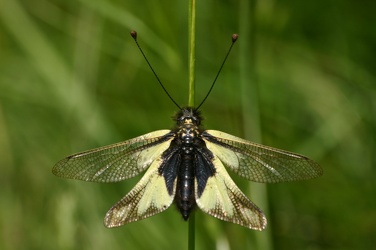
[104,156,176,227]
[52,130,173,182]
[203,130,322,183]
[195,156,266,230]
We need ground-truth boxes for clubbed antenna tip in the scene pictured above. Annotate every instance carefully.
[130,30,137,40]
[232,34,239,43]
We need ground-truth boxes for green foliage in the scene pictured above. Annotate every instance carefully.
[0,0,375,249]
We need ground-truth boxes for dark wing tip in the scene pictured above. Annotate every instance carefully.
[51,157,69,177]
[302,158,323,180]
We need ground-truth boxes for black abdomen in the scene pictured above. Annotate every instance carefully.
[175,153,195,220]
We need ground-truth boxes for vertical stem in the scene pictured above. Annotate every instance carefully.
[188,0,196,250]
[188,213,195,250]
[239,0,273,249]
[188,0,196,107]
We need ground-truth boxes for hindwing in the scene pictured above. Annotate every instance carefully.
[195,155,266,230]
[104,155,176,227]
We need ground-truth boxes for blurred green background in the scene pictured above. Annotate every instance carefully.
[1,0,375,249]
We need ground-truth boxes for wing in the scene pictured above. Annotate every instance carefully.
[52,130,173,182]
[104,155,176,228]
[202,130,323,183]
[195,155,266,230]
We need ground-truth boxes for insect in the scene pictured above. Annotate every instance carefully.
[52,31,323,230]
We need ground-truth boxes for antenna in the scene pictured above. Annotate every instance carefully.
[130,31,182,110]
[195,34,239,110]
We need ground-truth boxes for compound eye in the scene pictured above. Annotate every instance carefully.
[193,117,199,125]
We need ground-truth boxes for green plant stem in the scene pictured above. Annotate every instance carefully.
[188,0,196,250]
[188,0,196,107]
[188,213,195,250]
[239,0,273,249]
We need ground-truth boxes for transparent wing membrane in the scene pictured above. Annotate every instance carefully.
[204,130,323,183]
[52,130,172,182]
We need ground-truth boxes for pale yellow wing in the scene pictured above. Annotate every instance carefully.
[195,156,266,230]
[52,130,173,182]
[104,156,176,227]
[203,130,322,183]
